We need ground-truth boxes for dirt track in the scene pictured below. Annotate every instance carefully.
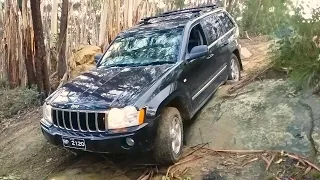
[1,37,320,180]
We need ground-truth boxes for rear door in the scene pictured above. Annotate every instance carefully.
[215,11,237,77]
[200,14,228,93]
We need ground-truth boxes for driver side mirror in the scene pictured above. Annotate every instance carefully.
[94,53,103,64]
[186,45,209,61]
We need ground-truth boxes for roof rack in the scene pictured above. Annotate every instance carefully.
[162,4,218,15]
[139,4,218,25]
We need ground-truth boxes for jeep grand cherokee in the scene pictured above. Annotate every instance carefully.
[40,5,242,165]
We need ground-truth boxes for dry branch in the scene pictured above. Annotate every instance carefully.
[166,154,207,177]
[266,154,275,171]
[227,64,273,94]
[242,157,259,167]
[183,143,209,159]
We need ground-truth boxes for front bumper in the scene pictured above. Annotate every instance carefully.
[40,117,159,153]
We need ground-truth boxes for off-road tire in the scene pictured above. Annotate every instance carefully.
[153,107,183,165]
[228,54,241,82]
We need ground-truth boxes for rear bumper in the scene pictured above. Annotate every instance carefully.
[40,117,159,153]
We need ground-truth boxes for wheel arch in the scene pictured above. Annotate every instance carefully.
[232,48,243,70]
[156,94,192,121]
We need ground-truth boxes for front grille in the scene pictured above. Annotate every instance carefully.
[52,109,107,132]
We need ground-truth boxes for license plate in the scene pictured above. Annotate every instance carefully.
[62,137,86,150]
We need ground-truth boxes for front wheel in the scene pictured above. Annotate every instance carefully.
[228,54,241,82]
[153,107,183,165]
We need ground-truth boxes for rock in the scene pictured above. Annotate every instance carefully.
[46,158,52,163]
[240,47,252,59]
[68,45,102,79]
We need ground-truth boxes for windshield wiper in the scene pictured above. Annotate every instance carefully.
[139,61,175,66]
[103,61,175,68]
[104,63,134,68]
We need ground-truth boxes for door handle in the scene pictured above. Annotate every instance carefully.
[223,42,229,46]
[206,54,214,59]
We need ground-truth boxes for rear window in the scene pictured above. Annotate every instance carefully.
[200,14,224,44]
[217,12,235,34]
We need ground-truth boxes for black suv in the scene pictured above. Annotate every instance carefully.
[41,5,242,165]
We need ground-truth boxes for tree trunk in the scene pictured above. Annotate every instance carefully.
[116,0,120,33]
[226,0,234,12]
[124,0,128,29]
[223,0,227,9]
[80,0,88,44]
[99,0,108,47]
[30,0,50,97]
[107,0,114,43]
[6,0,19,88]
[22,0,36,87]
[57,0,69,80]
[128,0,133,28]
[50,0,58,47]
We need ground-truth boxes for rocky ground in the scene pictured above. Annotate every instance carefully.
[1,37,320,180]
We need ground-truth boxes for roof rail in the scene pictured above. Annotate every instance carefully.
[139,4,218,25]
[162,4,218,15]
[140,9,200,23]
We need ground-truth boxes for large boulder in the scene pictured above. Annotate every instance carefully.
[68,45,102,79]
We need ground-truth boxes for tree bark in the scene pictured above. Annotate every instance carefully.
[50,0,58,47]
[22,0,36,87]
[98,0,108,47]
[57,0,69,80]
[116,0,120,33]
[107,0,114,43]
[6,0,19,88]
[30,0,50,97]
[223,0,227,9]
[226,0,234,12]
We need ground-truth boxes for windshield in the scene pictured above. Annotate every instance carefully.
[98,28,183,67]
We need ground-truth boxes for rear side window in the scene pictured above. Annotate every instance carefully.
[216,12,235,34]
[200,14,224,45]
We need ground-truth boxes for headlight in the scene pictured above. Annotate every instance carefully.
[108,106,145,129]
[42,103,52,123]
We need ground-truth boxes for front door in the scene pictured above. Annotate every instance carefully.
[179,24,219,109]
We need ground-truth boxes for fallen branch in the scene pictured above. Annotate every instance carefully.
[182,143,209,159]
[304,166,312,175]
[137,169,150,180]
[242,157,259,167]
[303,159,320,172]
[266,154,275,171]
[201,148,269,153]
[166,154,207,177]
[285,153,306,166]
[227,64,273,94]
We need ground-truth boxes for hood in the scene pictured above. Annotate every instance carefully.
[47,65,173,109]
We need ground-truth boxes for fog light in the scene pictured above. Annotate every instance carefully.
[126,138,135,146]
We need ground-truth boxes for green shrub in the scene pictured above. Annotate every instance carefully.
[271,7,320,89]
[0,86,40,119]
[234,0,292,36]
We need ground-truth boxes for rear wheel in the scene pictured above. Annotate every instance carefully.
[228,54,241,82]
[153,107,183,165]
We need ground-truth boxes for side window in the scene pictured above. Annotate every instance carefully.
[200,14,223,45]
[217,12,235,34]
[187,24,207,53]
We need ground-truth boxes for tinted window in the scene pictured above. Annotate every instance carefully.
[99,28,183,67]
[201,14,224,45]
[217,12,235,34]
